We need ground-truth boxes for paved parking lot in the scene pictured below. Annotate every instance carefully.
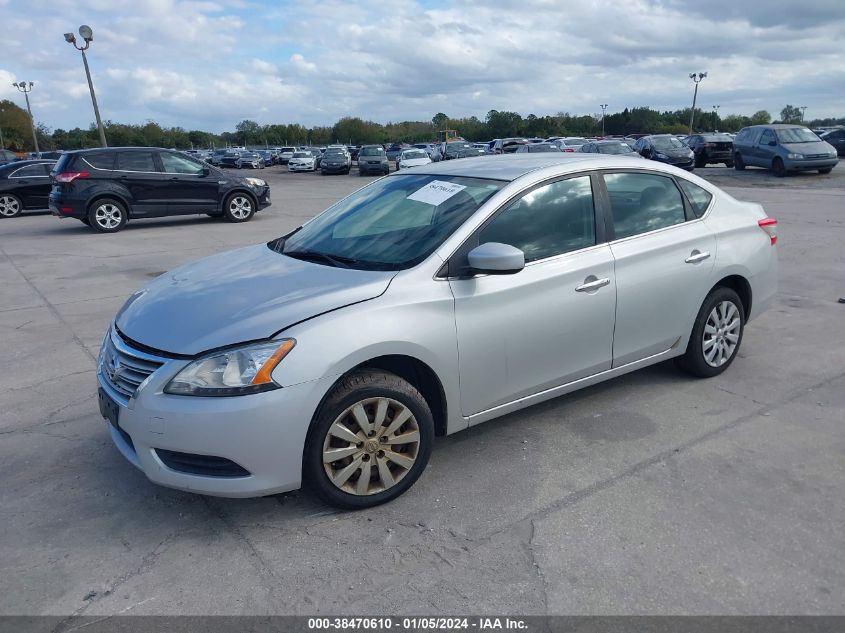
[1,163,844,615]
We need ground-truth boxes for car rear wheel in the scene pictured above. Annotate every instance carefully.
[88,198,128,233]
[0,194,22,218]
[694,154,706,168]
[676,286,745,378]
[303,369,434,509]
[734,153,745,170]
[223,193,254,222]
[772,157,786,177]
[819,168,832,174]
[725,161,734,168]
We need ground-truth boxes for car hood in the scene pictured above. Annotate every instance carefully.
[115,244,395,356]
[781,141,834,154]
[655,147,692,157]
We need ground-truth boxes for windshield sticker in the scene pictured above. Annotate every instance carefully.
[407,180,467,206]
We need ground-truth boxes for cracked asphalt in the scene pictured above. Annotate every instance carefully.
[1,165,843,615]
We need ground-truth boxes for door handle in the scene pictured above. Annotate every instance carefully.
[575,277,611,292]
[685,250,711,264]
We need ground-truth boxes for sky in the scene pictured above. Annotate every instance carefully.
[1,0,844,133]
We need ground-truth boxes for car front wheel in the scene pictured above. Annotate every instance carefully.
[676,286,745,378]
[88,198,128,233]
[772,157,786,177]
[303,369,434,509]
[223,193,255,222]
[734,153,745,170]
[0,193,22,218]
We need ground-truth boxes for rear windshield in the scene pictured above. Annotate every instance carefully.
[597,143,632,154]
[360,147,386,157]
[52,153,74,174]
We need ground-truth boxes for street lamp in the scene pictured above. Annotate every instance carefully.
[800,106,807,123]
[13,82,40,154]
[0,107,5,149]
[712,105,720,131]
[688,72,707,134]
[600,104,608,137]
[64,25,107,147]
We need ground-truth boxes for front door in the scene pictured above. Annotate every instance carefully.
[449,174,616,417]
[601,171,716,366]
[158,151,220,214]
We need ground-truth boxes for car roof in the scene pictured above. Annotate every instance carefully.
[388,153,635,182]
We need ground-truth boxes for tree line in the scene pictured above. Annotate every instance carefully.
[1,99,841,152]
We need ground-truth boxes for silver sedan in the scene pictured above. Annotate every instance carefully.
[98,154,778,508]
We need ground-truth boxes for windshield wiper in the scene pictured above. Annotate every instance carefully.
[284,249,355,269]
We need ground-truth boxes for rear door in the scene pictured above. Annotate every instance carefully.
[602,170,716,366]
[115,151,168,217]
[8,163,52,208]
[752,129,777,167]
[158,151,219,214]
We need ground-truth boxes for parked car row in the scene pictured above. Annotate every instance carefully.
[0,147,272,231]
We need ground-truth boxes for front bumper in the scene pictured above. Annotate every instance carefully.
[783,157,838,172]
[321,164,348,173]
[97,333,335,497]
[288,163,315,171]
[359,162,388,174]
[255,185,271,209]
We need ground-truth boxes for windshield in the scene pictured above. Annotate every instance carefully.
[598,143,632,154]
[402,150,428,160]
[360,147,385,157]
[528,144,558,152]
[292,152,311,158]
[651,136,685,150]
[775,127,820,143]
[274,175,504,271]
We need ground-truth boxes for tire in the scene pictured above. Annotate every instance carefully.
[303,369,434,509]
[734,153,745,170]
[88,198,128,233]
[80,217,91,226]
[694,153,706,168]
[383,168,389,176]
[819,168,832,174]
[725,161,734,168]
[772,157,786,177]
[223,193,255,223]
[0,193,22,218]
[359,169,366,176]
[675,286,745,378]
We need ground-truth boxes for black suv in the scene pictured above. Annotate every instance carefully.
[686,134,734,167]
[49,147,271,233]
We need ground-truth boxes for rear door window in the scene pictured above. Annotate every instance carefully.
[677,179,713,218]
[83,153,116,170]
[603,172,687,239]
[10,164,50,178]
[117,152,158,172]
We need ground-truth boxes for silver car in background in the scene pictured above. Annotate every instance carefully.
[98,154,778,508]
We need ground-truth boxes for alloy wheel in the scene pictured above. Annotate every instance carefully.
[228,196,252,219]
[322,397,420,496]
[702,301,741,367]
[94,203,123,230]
[0,195,21,217]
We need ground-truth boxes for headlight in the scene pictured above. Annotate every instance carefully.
[245,177,266,187]
[787,153,804,159]
[164,339,295,396]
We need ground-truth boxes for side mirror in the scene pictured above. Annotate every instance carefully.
[467,242,525,275]
[767,140,777,146]
[202,166,210,176]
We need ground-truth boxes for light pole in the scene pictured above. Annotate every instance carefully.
[800,106,807,123]
[0,107,5,149]
[64,25,107,147]
[13,82,40,154]
[688,72,707,134]
[712,105,720,131]
[600,104,608,137]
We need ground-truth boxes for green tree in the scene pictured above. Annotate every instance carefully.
[779,105,802,124]
[750,110,771,125]
[235,119,261,145]
[431,112,449,129]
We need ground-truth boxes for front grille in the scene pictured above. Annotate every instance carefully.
[805,153,828,159]
[99,329,165,401]
[155,449,251,478]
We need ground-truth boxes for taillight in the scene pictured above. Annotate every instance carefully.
[758,218,778,245]
[564,148,575,152]
[55,171,90,183]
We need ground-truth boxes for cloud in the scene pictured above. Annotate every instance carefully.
[1,0,843,132]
